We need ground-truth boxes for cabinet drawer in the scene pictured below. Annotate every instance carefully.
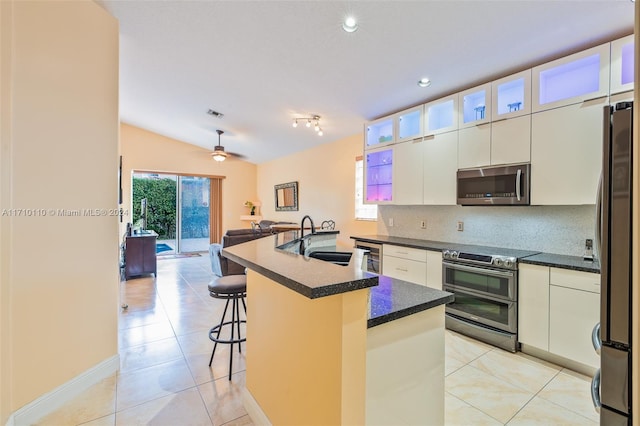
[382,256,427,286]
[383,244,427,262]
[550,268,600,294]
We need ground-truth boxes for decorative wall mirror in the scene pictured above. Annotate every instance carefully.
[275,181,298,211]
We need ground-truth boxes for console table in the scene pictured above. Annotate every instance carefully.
[124,231,157,279]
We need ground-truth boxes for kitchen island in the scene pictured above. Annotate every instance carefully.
[222,230,453,426]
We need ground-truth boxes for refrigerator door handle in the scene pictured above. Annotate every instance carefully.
[591,368,601,413]
[592,323,601,355]
[595,173,602,262]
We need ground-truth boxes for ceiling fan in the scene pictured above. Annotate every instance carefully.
[211,129,245,162]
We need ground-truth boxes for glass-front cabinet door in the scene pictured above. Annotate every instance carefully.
[364,148,393,203]
[365,116,394,149]
[532,43,610,113]
[491,69,531,119]
[396,105,424,142]
[459,83,492,128]
[424,94,458,136]
[610,34,634,95]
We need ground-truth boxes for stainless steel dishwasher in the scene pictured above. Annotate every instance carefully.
[354,240,382,274]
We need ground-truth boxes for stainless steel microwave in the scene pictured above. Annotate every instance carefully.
[457,163,530,206]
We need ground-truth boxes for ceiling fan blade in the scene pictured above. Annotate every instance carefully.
[226,151,246,160]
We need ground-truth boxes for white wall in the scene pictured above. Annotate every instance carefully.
[120,123,259,237]
[378,204,595,257]
[257,133,376,248]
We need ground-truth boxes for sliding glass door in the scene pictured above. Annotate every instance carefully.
[178,176,210,252]
[132,173,210,254]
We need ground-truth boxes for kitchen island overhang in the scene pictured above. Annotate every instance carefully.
[222,230,452,425]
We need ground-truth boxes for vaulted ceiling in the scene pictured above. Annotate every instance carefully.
[99,1,634,164]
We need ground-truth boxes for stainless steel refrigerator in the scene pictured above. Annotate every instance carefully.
[593,101,633,425]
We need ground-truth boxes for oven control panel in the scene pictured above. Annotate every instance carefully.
[443,250,518,270]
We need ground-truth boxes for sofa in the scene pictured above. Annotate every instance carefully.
[209,220,295,276]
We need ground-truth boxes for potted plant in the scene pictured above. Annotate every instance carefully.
[244,201,256,215]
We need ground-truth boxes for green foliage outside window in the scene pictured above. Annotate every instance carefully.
[132,177,177,239]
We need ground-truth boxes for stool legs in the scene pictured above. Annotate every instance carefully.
[208,298,230,367]
[208,293,247,380]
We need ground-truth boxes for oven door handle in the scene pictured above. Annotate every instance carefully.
[443,261,515,278]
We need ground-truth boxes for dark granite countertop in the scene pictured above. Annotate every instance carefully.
[350,234,601,273]
[222,231,453,327]
[368,276,453,328]
[519,252,600,273]
[351,235,538,258]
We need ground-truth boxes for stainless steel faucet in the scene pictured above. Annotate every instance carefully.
[299,215,316,253]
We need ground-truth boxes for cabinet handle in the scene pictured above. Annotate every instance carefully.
[582,95,608,103]
[424,134,436,140]
[610,89,633,96]
[591,369,601,413]
[476,122,491,128]
[396,267,408,272]
[492,117,508,123]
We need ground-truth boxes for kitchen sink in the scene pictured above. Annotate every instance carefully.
[307,251,352,266]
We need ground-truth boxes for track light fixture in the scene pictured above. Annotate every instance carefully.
[292,115,323,136]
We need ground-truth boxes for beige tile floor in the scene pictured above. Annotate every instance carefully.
[36,255,598,425]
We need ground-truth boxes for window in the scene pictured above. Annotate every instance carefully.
[355,157,377,220]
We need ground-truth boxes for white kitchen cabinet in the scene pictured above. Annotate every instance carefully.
[365,106,424,150]
[519,264,600,369]
[459,83,492,129]
[383,244,427,286]
[490,114,531,166]
[365,116,395,150]
[532,43,610,113]
[423,131,457,205]
[610,34,634,95]
[518,264,550,351]
[530,97,606,205]
[457,123,491,169]
[492,69,532,119]
[396,105,424,142]
[425,250,443,290]
[393,139,424,205]
[364,147,393,204]
[424,94,458,135]
[460,71,531,168]
[549,267,600,369]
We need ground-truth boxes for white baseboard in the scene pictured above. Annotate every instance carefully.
[243,388,272,426]
[6,355,119,426]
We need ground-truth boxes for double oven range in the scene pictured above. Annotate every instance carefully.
[442,247,538,352]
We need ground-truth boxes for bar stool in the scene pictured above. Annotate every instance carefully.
[208,274,247,380]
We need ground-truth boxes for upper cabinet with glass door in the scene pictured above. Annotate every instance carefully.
[424,94,459,136]
[365,116,395,150]
[610,34,634,96]
[396,105,424,142]
[459,83,492,128]
[532,43,610,113]
[491,69,531,120]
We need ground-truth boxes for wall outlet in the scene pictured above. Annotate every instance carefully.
[420,220,427,229]
[388,217,394,227]
[457,221,464,231]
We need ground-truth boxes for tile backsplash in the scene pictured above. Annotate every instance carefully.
[377,204,596,257]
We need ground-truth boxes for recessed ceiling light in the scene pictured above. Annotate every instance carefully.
[342,16,358,33]
[417,78,431,88]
